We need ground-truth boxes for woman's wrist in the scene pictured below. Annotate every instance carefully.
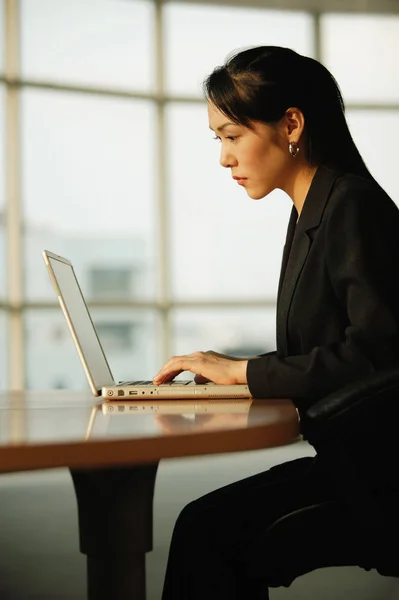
[236,360,248,384]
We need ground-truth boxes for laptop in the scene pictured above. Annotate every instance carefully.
[42,250,252,404]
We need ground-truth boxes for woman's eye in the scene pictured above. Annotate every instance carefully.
[212,135,237,142]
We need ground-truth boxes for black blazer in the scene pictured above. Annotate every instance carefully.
[247,165,399,413]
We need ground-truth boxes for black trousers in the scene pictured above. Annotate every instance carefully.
[161,456,372,600]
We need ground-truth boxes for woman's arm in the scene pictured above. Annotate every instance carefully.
[247,186,399,408]
[153,351,275,385]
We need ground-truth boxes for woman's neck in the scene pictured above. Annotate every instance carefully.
[285,163,318,220]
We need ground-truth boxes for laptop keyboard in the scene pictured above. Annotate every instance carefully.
[118,380,192,387]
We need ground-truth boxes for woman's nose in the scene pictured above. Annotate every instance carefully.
[219,146,235,169]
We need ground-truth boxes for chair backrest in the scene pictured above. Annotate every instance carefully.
[301,369,399,576]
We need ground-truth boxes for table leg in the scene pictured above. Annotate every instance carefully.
[70,463,159,600]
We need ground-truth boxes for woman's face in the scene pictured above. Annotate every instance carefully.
[208,101,294,200]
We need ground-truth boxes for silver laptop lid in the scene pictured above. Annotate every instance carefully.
[42,250,115,396]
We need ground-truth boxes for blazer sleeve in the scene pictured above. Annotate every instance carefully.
[246,185,399,409]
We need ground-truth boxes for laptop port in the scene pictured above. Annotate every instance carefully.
[129,391,138,396]
[117,390,125,397]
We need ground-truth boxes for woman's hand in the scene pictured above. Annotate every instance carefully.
[155,413,249,434]
[152,350,248,385]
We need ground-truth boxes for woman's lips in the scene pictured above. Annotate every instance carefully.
[233,177,247,185]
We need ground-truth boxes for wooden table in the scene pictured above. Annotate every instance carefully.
[0,391,300,600]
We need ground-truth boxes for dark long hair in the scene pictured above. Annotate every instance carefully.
[204,46,372,180]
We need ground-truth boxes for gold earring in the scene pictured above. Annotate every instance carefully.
[289,142,299,158]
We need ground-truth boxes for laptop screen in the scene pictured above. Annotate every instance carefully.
[44,251,115,394]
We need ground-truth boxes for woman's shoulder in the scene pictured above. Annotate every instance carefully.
[328,170,399,219]
[334,171,388,196]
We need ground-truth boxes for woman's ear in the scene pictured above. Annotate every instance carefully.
[285,107,305,142]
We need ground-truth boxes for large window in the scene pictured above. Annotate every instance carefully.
[0,1,3,73]
[0,311,6,390]
[346,111,399,204]
[25,308,160,390]
[22,89,156,302]
[0,85,4,299]
[321,13,399,209]
[164,3,314,95]
[321,14,399,104]
[20,0,155,91]
[171,308,277,358]
[2,1,399,391]
[89,266,139,300]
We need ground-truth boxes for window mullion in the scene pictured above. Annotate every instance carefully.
[5,0,24,390]
[155,0,171,363]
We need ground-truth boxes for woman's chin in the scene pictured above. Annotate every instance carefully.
[246,187,270,200]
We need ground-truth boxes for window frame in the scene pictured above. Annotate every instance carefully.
[1,0,398,390]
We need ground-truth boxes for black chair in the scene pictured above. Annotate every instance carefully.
[266,367,399,588]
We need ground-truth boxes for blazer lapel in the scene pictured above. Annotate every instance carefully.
[276,205,298,306]
[276,231,311,356]
[276,166,342,357]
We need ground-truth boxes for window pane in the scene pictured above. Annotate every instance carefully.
[164,4,314,95]
[167,104,291,300]
[22,89,156,301]
[21,0,154,91]
[0,85,4,298]
[0,0,4,72]
[25,308,160,390]
[0,311,7,390]
[347,110,399,206]
[321,14,399,103]
[172,308,276,358]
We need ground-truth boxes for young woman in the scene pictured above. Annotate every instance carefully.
[154,46,399,599]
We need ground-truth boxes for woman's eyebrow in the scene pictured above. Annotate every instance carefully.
[209,122,235,133]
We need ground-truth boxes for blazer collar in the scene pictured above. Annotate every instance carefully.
[276,165,342,357]
[296,165,343,234]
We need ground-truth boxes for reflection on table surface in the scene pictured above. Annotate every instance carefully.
[0,391,300,473]
[86,400,253,440]
[0,390,298,447]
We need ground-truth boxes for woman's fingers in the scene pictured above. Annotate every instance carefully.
[153,353,206,384]
[194,374,211,384]
[152,351,248,386]
[153,368,183,384]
